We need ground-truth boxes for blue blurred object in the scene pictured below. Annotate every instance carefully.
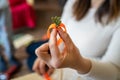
[26,40,48,71]
[0,0,21,78]
[0,0,13,60]
[0,56,7,72]
[0,12,11,60]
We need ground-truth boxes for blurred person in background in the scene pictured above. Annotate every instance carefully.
[33,0,120,80]
[0,0,21,79]
[8,0,36,30]
[58,0,67,9]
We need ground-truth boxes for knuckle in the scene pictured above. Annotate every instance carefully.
[35,48,39,55]
[35,48,43,57]
[52,61,60,68]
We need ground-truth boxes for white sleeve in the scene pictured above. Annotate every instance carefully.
[81,27,120,80]
[61,0,75,24]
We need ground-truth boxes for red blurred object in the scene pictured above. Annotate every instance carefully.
[5,65,17,80]
[9,0,36,30]
[3,65,19,80]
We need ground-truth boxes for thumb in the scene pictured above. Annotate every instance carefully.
[35,43,51,64]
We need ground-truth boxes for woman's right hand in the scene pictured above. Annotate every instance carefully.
[34,28,91,74]
[32,58,54,76]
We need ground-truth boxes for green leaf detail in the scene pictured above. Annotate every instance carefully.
[51,16,61,27]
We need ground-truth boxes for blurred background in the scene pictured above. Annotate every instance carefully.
[0,0,67,79]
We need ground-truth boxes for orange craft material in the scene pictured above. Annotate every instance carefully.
[44,16,67,80]
[44,73,51,80]
[47,18,66,45]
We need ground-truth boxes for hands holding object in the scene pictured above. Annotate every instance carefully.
[33,16,91,80]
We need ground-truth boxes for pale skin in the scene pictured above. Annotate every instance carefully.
[33,0,105,76]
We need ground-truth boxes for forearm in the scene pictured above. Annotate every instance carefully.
[73,57,92,74]
[77,59,118,80]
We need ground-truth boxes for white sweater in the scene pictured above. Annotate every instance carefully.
[60,0,120,80]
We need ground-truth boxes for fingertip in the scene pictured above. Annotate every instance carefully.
[47,68,54,75]
[33,67,41,75]
[57,27,64,34]
[32,63,36,71]
[57,27,65,39]
[32,62,37,71]
[51,28,57,36]
[57,27,72,46]
[32,59,39,71]
[32,66,35,71]
[32,66,37,73]
[49,28,58,47]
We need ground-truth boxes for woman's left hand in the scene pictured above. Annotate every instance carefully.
[35,28,91,74]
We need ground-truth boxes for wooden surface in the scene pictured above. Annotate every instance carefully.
[11,69,62,80]
[11,69,84,80]
[11,73,43,80]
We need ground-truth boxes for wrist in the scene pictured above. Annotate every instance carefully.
[74,57,92,74]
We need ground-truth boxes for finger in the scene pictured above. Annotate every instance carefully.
[32,58,39,71]
[35,43,49,53]
[35,43,51,63]
[32,58,42,75]
[39,60,46,74]
[49,29,60,58]
[47,68,54,75]
[57,27,73,47]
[37,51,51,64]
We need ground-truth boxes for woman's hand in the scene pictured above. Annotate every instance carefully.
[32,58,54,76]
[35,28,91,74]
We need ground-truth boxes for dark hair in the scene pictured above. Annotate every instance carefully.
[73,0,120,24]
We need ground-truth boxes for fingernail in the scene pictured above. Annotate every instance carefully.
[58,26,62,30]
[57,27,62,32]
